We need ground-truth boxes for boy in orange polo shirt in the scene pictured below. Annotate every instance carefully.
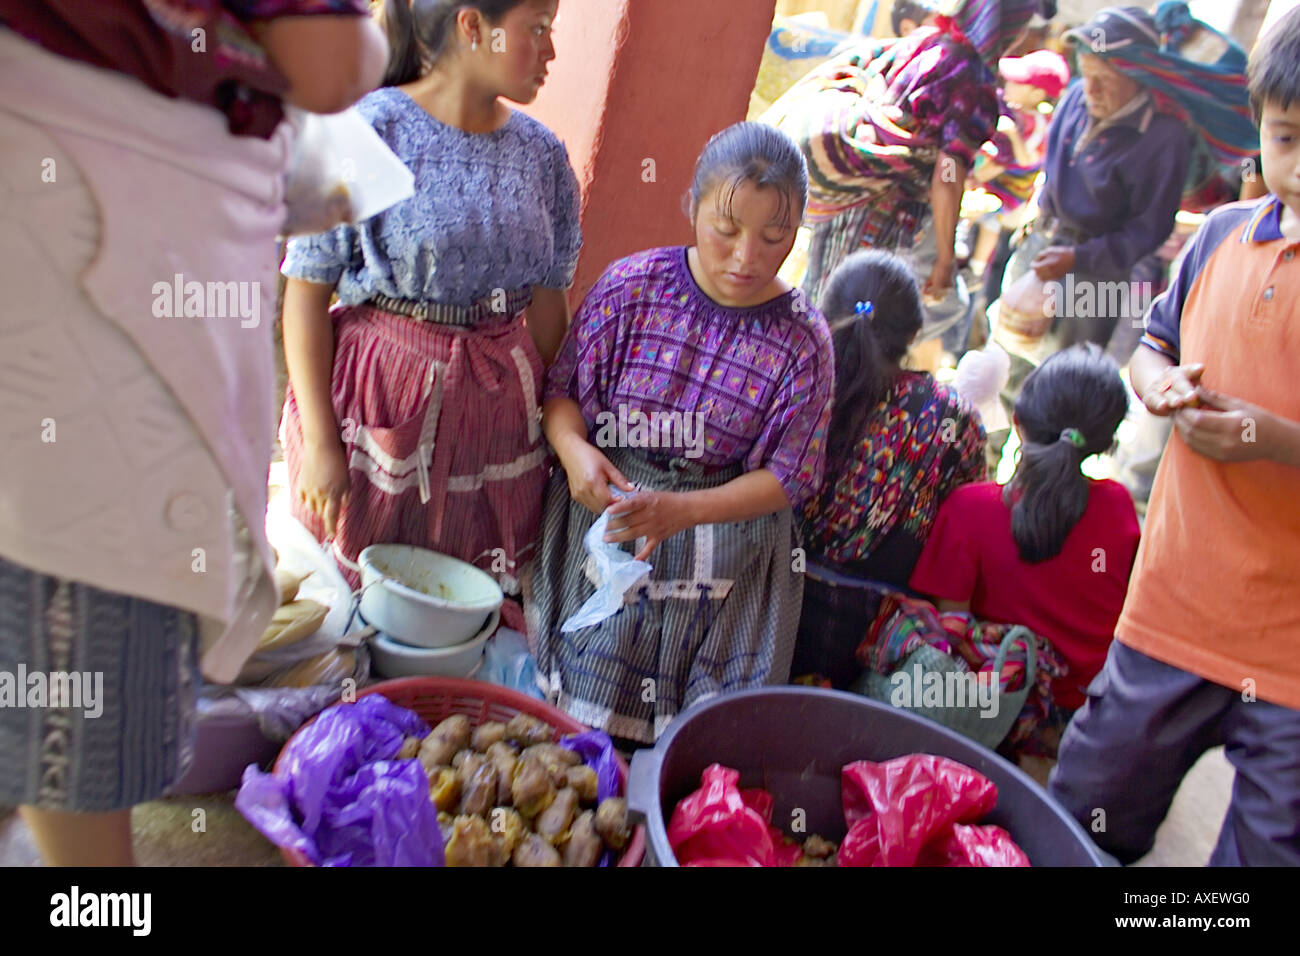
[1048,7,1300,866]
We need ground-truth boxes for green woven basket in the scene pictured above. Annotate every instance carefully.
[851,627,1038,750]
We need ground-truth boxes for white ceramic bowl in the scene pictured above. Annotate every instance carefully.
[368,609,499,679]
[358,544,503,648]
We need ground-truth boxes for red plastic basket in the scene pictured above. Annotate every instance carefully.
[274,676,645,867]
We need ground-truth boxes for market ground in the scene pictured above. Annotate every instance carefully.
[0,747,1233,865]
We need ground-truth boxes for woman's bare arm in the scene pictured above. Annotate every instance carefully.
[526,287,571,368]
[282,277,353,533]
[251,14,388,115]
[542,397,634,514]
[922,151,967,299]
[678,469,790,526]
[282,278,341,446]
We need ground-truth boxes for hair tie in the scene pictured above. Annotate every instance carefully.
[855,300,874,316]
[1059,428,1087,450]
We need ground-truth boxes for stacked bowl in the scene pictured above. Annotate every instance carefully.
[357,544,504,679]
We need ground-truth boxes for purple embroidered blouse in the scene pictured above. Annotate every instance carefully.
[545,246,835,508]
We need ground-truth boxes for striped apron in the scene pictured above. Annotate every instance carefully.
[802,194,930,303]
[526,448,804,744]
[281,290,546,606]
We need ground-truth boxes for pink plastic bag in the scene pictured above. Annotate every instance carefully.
[740,788,773,821]
[668,756,1030,868]
[839,755,999,867]
[739,787,803,866]
[771,837,805,867]
[668,764,776,867]
[917,823,1031,867]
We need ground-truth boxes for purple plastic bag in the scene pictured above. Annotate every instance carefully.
[316,760,443,867]
[235,695,444,866]
[558,730,620,801]
[235,764,316,860]
[559,729,621,866]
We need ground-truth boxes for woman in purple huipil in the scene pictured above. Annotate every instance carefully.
[528,123,835,745]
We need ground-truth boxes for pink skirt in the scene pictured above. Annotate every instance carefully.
[281,303,548,609]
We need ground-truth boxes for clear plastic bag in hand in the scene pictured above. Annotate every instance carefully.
[281,106,415,237]
[560,487,653,633]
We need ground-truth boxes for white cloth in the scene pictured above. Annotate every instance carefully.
[953,343,1011,433]
[0,28,287,683]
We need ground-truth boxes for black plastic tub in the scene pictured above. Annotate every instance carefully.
[626,686,1108,866]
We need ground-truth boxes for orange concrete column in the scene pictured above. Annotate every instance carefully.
[524,0,778,302]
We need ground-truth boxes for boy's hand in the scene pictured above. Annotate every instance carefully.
[1142,363,1205,416]
[1172,386,1293,464]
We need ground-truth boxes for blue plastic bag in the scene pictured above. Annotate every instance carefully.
[480,628,545,700]
[235,694,445,866]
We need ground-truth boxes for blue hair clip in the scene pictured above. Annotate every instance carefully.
[855,300,874,316]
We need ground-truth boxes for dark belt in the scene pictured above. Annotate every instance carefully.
[367,288,533,327]
[1037,216,1094,247]
[640,450,740,480]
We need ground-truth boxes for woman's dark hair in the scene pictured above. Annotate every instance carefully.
[685,122,808,231]
[1007,344,1129,563]
[890,0,935,35]
[819,250,924,471]
[382,0,531,87]
[1247,3,1300,124]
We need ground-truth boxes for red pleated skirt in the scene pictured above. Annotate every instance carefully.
[281,303,548,618]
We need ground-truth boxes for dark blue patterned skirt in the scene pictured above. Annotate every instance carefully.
[528,448,804,744]
[0,553,199,811]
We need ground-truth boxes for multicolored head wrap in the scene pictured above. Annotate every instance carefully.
[937,0,1042,68]
[1065,4,1258,175]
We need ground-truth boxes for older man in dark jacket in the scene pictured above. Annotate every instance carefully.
[1029,7,1191,363]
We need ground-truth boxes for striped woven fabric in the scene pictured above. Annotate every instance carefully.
[937,0,1040,66]
[854,592,1070,756]
[764,37,992,224]
[528,449,804,744]
[0,556,199,811]
[281,302,548,601]
[1101,52,1256,169]
[763,0,1036,225]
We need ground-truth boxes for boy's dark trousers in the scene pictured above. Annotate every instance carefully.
[1049,640,1300,866]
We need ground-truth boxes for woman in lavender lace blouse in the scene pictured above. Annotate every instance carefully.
[280,0,580,613]
[528,123,835,744]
